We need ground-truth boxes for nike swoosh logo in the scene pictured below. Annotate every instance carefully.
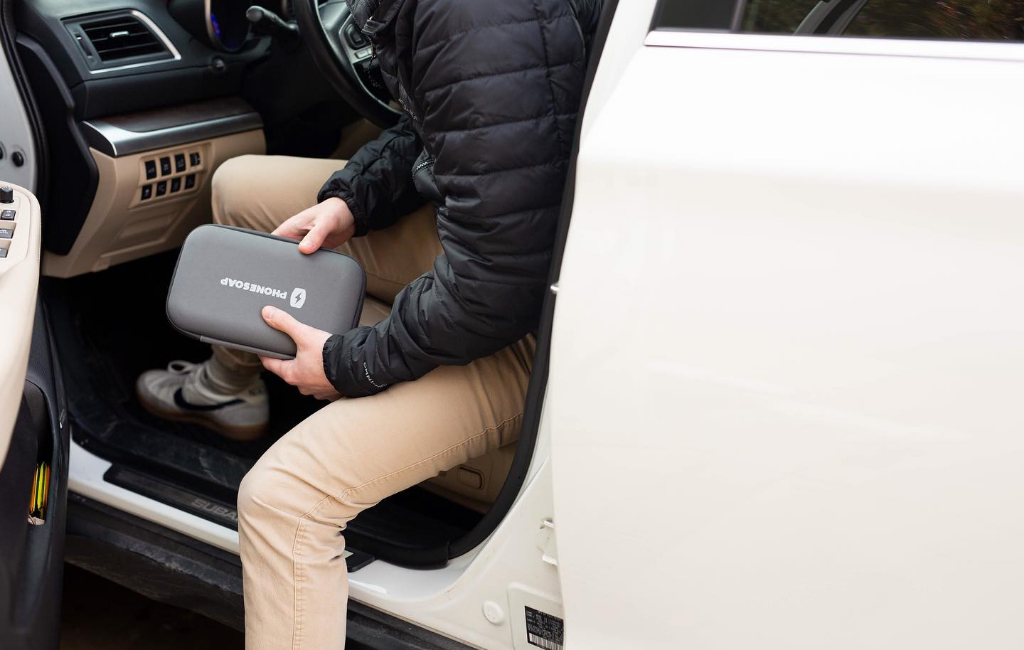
[173,388,244,412]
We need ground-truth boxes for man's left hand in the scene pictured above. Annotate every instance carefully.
[259,306,341,401]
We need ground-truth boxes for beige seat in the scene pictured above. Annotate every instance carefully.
[421,442,517,513]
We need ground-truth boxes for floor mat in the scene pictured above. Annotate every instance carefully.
[46,252,483,561]
[54,251,322,455]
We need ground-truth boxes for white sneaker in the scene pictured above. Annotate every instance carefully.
[136,360,269,441]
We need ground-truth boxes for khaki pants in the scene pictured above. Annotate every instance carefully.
[212,155,535,650]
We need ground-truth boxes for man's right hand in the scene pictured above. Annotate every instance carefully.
[272,197,356,255]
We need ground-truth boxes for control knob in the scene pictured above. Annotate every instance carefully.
[0,186,13,204]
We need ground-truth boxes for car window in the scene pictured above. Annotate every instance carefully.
[839,0,1024,41]
[655,0,1024,42]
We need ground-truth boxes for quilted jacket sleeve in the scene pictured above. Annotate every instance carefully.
[317,112,425,236]
[323,0,588,397]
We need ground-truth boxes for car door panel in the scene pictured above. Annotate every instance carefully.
[552,3,1024,648]
[0,184,69,650]
[0,184,40,461]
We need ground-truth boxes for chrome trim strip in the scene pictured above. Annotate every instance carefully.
[645,30,1024,63]
[85,10,182,75]
[81,109,263,157]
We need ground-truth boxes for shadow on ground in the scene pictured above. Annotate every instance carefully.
[60,564,243,650]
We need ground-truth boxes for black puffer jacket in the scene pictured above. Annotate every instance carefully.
[320,0,600,397]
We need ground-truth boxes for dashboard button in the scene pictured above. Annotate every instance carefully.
[175,153,186,173]
[156,181,167,197]
[189,152,201,167]
[160,157,172,175]
[0,246,6,258]
[0,228,12,239]
[0,186,12,203]
[141,185,152,200]
[184,173,196,189]
[1,209,14,221]
[171,177,182,193]
[145,160,157,180]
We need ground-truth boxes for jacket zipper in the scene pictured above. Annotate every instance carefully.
[412,156,435,174]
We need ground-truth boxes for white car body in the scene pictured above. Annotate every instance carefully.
[552,2,1024,648]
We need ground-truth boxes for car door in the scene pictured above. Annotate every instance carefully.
[0,185,67,650]
[0,13,68,648]
[551,0,1024,648]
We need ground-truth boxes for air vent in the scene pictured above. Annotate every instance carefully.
[65,11,177,70]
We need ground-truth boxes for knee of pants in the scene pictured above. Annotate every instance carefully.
[211,154,259,227]
[236,458,349,531]
[236,462,280,533]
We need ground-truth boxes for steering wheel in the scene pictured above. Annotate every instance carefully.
[293,0,402,127]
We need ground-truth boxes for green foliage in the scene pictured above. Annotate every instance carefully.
[742,0,819,33]
[846,0,1024,41]
[742,0,1024,41]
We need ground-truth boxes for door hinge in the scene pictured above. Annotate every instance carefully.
[537,518,558,567]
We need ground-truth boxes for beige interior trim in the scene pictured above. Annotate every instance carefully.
[43,129,265,278]
[0,183,41,465]
[331,118,382,161]
[422,442,518,513]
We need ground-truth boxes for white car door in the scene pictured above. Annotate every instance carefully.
[551,1,1024,648]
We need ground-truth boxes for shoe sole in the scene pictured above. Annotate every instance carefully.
[136,387,269,442]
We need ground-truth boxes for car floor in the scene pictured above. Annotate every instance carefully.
[45,252,485,560]
[47,250,316,465]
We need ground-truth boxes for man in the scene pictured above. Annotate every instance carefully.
[137,0,600,646]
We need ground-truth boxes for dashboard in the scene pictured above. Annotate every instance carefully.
[167,0,285,54]
[10,0,348,271]
[15,0,275,118]
[208,0,252,50]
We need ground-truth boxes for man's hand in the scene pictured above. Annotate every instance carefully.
[273,197,356,255]
[259,306,341,401]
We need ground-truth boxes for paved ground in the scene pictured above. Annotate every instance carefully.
[61,564,243,650]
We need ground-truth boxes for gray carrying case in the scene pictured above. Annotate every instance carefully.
[166,225,365,359]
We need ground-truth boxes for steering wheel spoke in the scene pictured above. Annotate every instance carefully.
[318,1,348,35]
[294,0,401,127]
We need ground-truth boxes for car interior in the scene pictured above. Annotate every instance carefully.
[12,0,532,570]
